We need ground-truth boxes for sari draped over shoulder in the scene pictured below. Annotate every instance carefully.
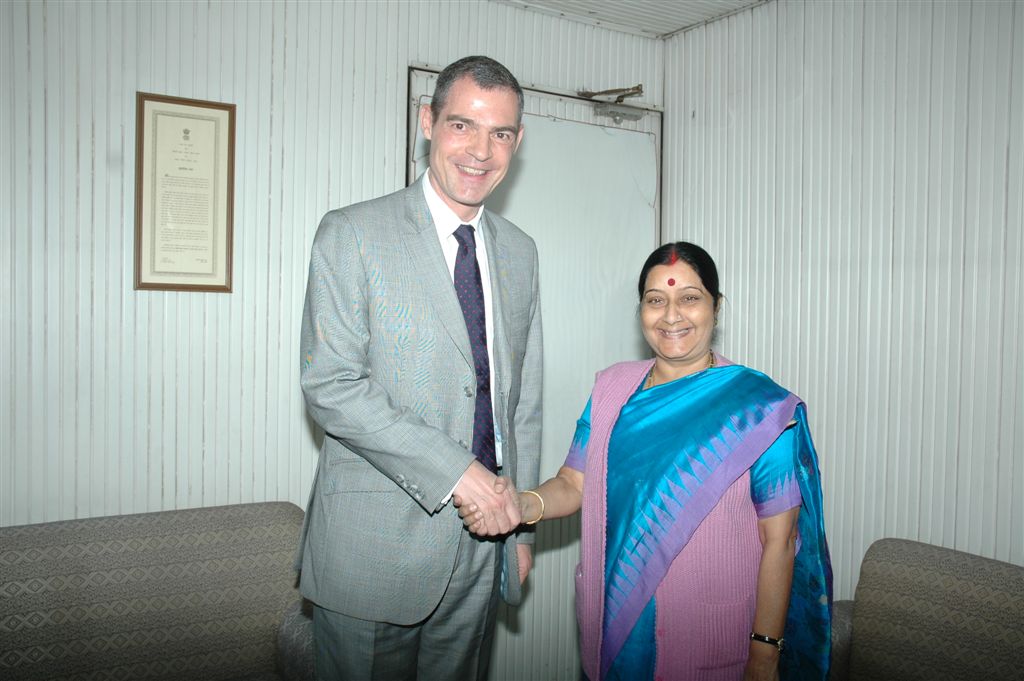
[570,356,832,681]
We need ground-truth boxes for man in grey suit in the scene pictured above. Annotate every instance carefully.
[297,56,542,680]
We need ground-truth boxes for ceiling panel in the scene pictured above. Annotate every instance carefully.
[492,0,765,39]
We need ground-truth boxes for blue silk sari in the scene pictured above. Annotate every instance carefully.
[567,362,832,680]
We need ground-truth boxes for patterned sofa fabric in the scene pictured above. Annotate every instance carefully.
[0,502,312,681]
[830,538,1024,681]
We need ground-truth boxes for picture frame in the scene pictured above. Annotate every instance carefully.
[135,92,235,292]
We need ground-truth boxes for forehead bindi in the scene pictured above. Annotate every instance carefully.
[646,262,702,290]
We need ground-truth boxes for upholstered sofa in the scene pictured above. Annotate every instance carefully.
[829,537,1024,681]
[0,502,314,680]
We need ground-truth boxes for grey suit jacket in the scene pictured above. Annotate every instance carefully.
[297,180,543,624]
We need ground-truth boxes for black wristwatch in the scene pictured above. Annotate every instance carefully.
[750,631,785,651]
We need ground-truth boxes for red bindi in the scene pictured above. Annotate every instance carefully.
[667,278,676,286]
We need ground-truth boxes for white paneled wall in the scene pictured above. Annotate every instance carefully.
[1,0,661,525]
[663,0,1023,600]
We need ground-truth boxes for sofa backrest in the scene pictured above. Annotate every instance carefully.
[0,502,303,680]
[848,537,1024,681]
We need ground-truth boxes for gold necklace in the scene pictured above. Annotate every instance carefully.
[645,350,715,389]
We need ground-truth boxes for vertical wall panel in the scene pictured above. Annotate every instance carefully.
[1003,0,1024,565]
[0,0,13,523]
[663,0,1024,599]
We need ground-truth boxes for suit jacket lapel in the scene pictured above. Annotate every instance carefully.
[401,185,474,367]
[481,211,513,421]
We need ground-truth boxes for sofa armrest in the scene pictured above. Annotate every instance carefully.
[829,599,853,681]
[276,599,315,681]
[844,538,1024,680]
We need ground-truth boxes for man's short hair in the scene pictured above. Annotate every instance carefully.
[431,56,524,126]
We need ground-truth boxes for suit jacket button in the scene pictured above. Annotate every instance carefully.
[459,440,468,449]
[464,386,474,397]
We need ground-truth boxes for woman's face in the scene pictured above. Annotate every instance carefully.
[640,261,717,378]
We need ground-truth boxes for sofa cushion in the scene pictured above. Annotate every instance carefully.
[848,538,1024,681]
[0,502,303,680]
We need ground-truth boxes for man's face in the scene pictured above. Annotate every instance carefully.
[420,76,524,222]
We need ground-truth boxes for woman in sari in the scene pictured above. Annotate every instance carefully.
[458,242,832,681]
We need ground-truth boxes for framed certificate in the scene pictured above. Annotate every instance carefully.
[135,92,235,292]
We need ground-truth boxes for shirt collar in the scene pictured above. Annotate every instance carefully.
[421,171,484,240]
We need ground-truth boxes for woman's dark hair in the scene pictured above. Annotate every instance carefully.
[431,56,524,126]
[637,241,722,307]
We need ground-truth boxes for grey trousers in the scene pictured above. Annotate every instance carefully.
[312,533,501,681]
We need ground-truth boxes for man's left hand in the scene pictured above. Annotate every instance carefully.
[516,543,533,585]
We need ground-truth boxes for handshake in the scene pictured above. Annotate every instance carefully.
[452,461,523,536]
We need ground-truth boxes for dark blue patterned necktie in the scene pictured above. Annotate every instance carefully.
[453,224,497,473]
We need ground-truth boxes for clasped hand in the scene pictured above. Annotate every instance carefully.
[452,463,520,536]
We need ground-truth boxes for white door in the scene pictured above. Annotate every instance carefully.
[409,69,660,681]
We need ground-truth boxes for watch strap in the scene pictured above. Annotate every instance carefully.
[750,631,785,651]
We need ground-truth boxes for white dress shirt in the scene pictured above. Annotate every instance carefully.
[421,172,503,470]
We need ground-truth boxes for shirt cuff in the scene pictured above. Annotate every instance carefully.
[439,469,468,509]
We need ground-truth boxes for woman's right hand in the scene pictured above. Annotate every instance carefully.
[742,643,780,681]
